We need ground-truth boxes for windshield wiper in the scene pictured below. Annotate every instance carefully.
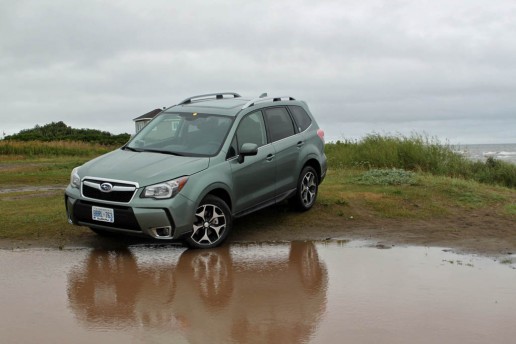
[140,149,184,156]
[123,146,143,152]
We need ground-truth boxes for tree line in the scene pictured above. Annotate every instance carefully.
[4,121,131,145]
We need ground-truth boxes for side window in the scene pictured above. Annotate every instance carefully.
[264,107,295,142]
[236,111,267,148]
[289,106,312,132]
[227,136,238,159]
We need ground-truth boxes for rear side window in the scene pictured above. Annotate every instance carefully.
[264,107,295,142]
[289,106,312,132]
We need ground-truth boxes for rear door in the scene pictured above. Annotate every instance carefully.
[263,107,301,197]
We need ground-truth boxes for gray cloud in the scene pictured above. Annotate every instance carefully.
[1,0,515,143]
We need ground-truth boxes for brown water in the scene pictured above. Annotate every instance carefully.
[1,241,515,343]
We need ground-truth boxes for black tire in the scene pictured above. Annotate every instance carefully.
[185,195,233,249]
[294,166,319,211]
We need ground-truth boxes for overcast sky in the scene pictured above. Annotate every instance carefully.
[1,0,515,144]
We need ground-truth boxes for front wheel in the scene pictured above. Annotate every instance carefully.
[185,195,232,249]
[294,166,319,211]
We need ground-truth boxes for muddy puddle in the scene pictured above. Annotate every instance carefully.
[1,241,515,343]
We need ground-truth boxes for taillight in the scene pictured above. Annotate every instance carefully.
[317,129,325,143]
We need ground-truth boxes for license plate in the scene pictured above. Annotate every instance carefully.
[92,206,114,223]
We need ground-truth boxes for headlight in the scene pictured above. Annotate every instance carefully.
[141,177,188,199]
[70,167,81,188]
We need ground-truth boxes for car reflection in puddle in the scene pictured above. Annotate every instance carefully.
[67,242,328,343]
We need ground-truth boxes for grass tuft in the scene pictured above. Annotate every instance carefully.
[506,204,516,215]
[356,168,417,185]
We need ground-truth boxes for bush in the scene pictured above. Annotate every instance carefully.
[4,121,130,145]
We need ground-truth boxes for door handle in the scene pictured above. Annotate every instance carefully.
[297,141,304,148]
[266,154,275,162]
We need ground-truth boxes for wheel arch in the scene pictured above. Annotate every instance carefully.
[207,188,233,211]
[302,157,322,184]
[196,183,233,213]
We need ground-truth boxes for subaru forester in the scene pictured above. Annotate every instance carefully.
[65,93,327,248]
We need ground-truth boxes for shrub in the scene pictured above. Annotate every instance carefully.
[4,121,130,145]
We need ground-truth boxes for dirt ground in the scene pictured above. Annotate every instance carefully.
[2,195,514,259]
[1,183,515,258]
[231,205,516,258]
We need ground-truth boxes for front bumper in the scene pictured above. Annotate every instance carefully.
[65,186,196,240]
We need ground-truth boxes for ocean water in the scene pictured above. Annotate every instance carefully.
[456,143,516,164]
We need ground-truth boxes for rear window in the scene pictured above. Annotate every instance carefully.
[264,107,296,142]
[289,106,312,132]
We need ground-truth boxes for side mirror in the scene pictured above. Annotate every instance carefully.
[237,143,258,163]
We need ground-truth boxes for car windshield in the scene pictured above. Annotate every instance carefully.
[125,112,234,157]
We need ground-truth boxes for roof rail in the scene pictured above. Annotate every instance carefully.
[242,96,296,110]
[178,92,241,105]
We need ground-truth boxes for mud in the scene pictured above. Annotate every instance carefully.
[1,241,515,343]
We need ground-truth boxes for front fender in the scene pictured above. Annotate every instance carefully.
[182,160,235,212]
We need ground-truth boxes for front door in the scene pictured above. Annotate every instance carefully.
[229,111,276,213]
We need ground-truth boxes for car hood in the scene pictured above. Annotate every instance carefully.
[78,149,209,186]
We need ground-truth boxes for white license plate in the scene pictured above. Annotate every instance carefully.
[92,206,114,223]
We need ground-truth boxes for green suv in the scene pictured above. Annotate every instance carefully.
[65,93,327,248]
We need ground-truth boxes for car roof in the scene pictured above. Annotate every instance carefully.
[166,94,305,117]
[168,97,253,116]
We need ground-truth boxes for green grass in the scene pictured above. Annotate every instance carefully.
[356,168,417,185]
[2,134,514,187]
[0,157,95,187]
[0,141,116,187]
[1,166,515,240]
[0,192,71,240]
[0,138,515,241]
[0,140,118,157]
[326,134,516,188]
[506,204,516,215]
[317,168,514,219]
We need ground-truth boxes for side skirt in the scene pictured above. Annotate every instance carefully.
[233,188,297,218]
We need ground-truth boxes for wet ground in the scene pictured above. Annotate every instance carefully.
[1,241,515,343]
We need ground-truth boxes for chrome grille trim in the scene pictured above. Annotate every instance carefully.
[81,177,139,203]
[83,180,136,192]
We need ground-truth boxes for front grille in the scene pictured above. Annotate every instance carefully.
[73,200,142,231]
[82,179,137,203]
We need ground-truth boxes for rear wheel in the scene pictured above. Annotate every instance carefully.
[294,166,319,211]
[186,195,232,249]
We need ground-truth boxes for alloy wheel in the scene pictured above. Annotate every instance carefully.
[191,203,227,246]
[301,171,317,207]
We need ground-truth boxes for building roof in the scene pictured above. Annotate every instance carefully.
[133,108,163,122]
